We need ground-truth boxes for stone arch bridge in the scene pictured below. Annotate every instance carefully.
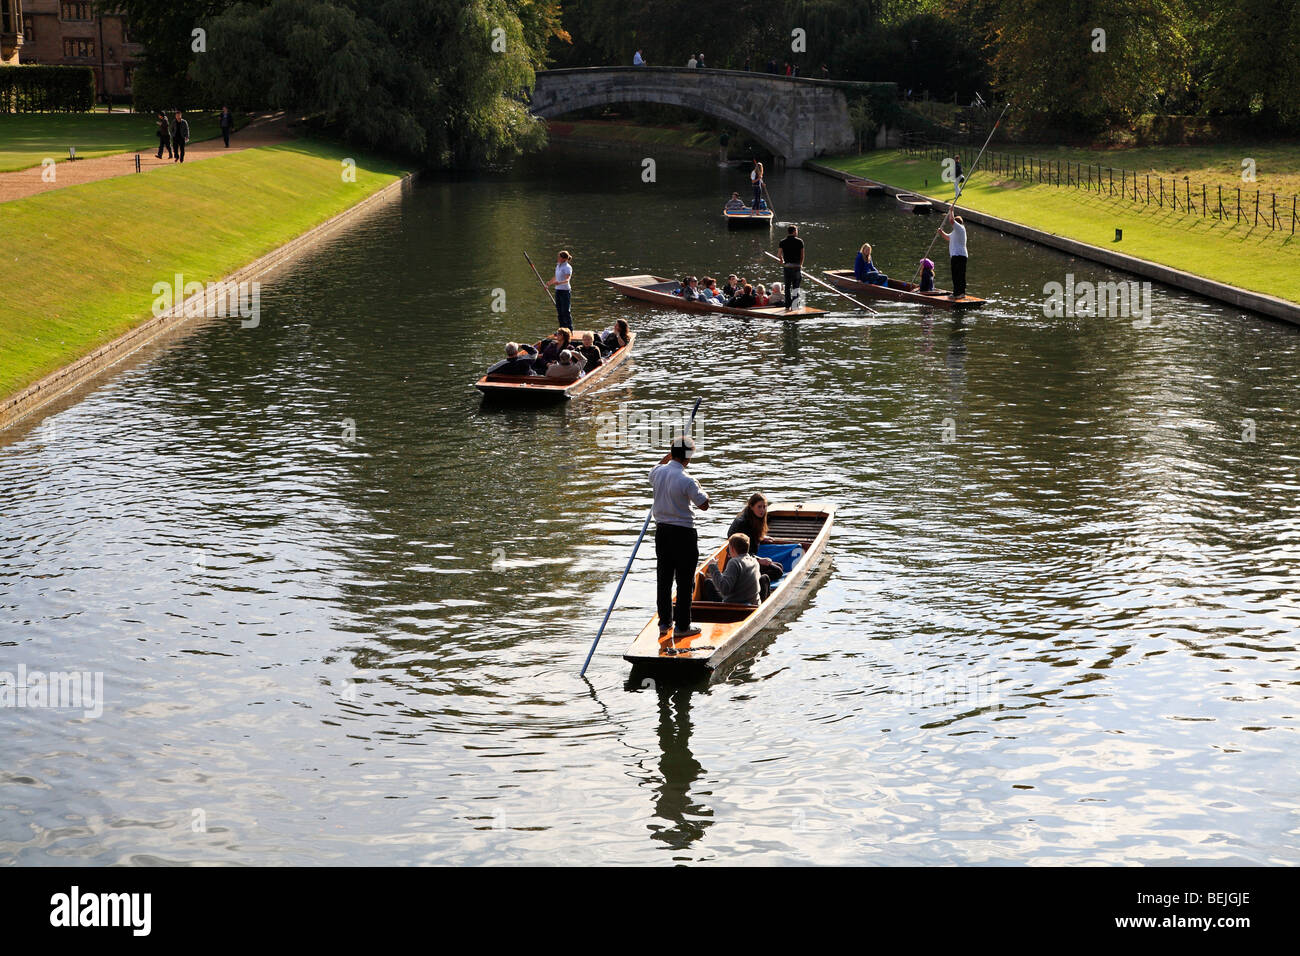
[530,67,867,165]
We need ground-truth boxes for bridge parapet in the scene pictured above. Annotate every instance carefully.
[530,67,862,164]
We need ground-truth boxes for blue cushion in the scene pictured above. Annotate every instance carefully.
[757,543,804,574]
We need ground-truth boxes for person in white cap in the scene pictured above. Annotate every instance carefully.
[649,435,710,639]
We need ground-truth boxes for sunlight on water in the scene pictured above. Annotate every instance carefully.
[2,150,1298,864]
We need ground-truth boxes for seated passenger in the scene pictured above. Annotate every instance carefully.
[684,276,703,300]
[725,192,748,211]
[918,257,936,293]
[729,283,758,308]
[854,243,889,285]
[704,277,727,303]
[728,492,797,582]
[602,318,631,352]
[533,327,572,372]
[768,281,785,307]
[702,533,762,605]
[576,332,604,370]
[754,283,770,306]
[722,274,740,298]
[545,349,585,381]
[498,341,538,376]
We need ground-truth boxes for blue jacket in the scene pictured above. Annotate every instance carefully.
[854,252,888,285]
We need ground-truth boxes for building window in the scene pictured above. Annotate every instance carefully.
[123,63,133,88]
[121,18,130,43]
[23,16,34,41]
[61,2,93,21]
[63,37,94,59]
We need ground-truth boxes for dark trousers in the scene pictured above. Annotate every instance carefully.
[950,255,967,297]
[157,138,171,159]
[655,524,698,632]
[783,265,801,309]
[752,183,762,205]
[222,128,231,147]
[174,139,186,163]
[554,288,572,329]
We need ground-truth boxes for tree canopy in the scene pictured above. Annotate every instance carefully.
[110,0,1299,169]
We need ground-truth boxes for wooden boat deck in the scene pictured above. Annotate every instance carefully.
[624,503,834,675]
[845,178,886,197]
[723,206,775,228]
[896,192,934,213]
[473,331,636,401]
[605,275,828,319]
[822,270,986,309]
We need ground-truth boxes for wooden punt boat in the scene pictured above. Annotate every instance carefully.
[845,178,886,197]
[896,192,934,214]
[624,502,834,676]
[605,275,828,319]
[473,331,636,401]
[822,270,985,308]
[723,206,775,228]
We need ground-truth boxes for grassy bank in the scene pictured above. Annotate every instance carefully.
[0,112,232,172]
[823,150,1300,304]
[0,139,407,399]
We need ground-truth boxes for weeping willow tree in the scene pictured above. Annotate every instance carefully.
[189,0,569,167]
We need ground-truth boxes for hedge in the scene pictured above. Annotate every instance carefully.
[0,65,96,113]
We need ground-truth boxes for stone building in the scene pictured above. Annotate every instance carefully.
[10,1,143,100]
[1,0,23,65]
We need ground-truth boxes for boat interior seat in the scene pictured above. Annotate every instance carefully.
[677,600,759,623]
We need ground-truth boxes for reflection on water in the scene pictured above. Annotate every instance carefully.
[1,148,1299,865]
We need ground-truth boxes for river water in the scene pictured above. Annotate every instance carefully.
[2,148,1298,865]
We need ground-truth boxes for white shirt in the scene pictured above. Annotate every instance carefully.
[650,460,708,529]
[688,57,697,68]
[554,261,572,290]
[947,221,968,257]
[633,52,644,65]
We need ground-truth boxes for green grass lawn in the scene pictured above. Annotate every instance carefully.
[0,139,408,400]
[973,142,1300,196]
[0,111,231,172]
[824,150,1300,304]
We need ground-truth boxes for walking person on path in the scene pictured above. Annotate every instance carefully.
[936,210,969,298]
[650,436,710,641]
[219,107,234,148]
[778,225,805,312]
[545,250,574,330]
[172,111,190,163]
[155,111,172,160]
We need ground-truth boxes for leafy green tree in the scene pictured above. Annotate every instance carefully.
[984,0,1189,135]
[1188,0,1300,128]
[185,0,565,167]
[105,0,237,109]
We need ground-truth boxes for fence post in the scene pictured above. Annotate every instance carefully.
[1255,189,1260,226]
[1202,183,1206,218]
[1236,186,1240,223]
[1159,177,1163,207]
